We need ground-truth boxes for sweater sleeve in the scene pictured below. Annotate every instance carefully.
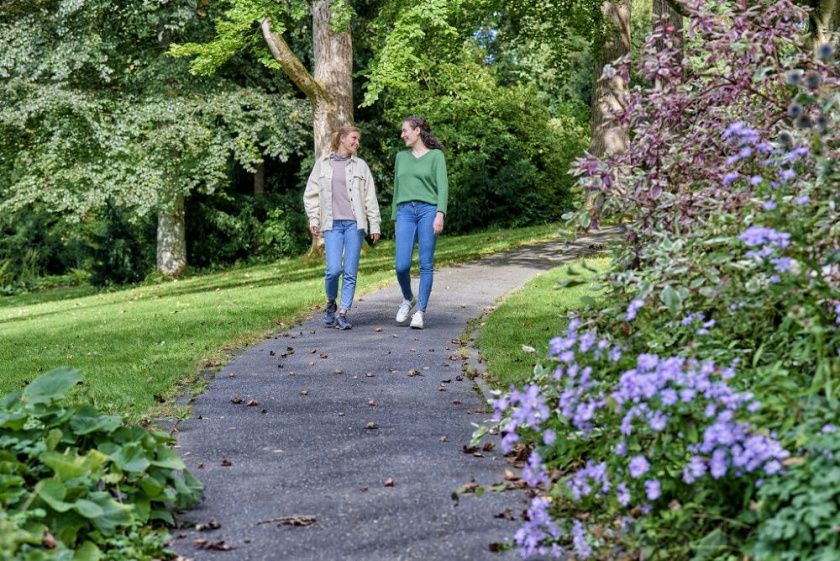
[434,151,449,215]
[391,153,400,221]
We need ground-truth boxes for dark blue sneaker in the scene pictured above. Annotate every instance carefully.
[324,300,337,326]
[335,313,352,330]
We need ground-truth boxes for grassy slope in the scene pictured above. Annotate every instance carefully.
[475,257,612,388]
[0,224,562,418]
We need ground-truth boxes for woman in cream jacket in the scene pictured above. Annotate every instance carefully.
[303,125,381,330]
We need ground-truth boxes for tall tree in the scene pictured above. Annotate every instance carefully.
[172,0,354,158]
[590,0,631,158]
[0,2,308,277]
[808,0,840,47]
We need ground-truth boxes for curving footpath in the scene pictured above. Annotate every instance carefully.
[170,229,618,561]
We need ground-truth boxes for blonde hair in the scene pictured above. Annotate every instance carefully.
[330,125,361,152]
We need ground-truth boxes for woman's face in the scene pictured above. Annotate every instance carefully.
[400,121,421,147]
[339,131,361,155]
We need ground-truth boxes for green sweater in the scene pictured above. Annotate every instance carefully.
[391,149,449,220]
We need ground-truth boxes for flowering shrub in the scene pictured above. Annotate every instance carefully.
[479,0,840,558]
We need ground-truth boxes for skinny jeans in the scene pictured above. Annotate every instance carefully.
[323,220,363,311]
[394,202,438,312]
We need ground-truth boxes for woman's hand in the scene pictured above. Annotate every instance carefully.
[310,225,319,237]
[371,233,381,244]
[433,212,444,235]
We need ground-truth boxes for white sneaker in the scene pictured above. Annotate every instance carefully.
[410,310,425,329]
[396,298,416,323]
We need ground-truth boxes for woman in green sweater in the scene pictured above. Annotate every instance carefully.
[392,116,449,329]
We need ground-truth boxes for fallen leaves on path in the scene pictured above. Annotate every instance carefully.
[368,400,379,407]
[220,459,232,467]
[246,400,259,407]
[299,390,309,396]
[230,395,243,404]
[383,478,395,487]
[257,515,316,527]
[407,369,422,377]
[195,520,221,531]
[194,539,233,551]
[365,421,378,430]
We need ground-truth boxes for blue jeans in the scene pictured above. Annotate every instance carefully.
[395,202,438,312]
[323,220,363,311]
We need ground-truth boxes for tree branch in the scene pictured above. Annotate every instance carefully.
[260,17,331,104]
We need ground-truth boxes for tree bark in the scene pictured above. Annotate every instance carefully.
[254,161,265,194]
[156,193,187,277]
[312,0,354,158]
[590,0,631,159]
[260,2,353,159]
[810,0,840,48]
[653,0,683,52]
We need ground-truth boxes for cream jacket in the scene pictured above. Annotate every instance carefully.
[303,154,381,235]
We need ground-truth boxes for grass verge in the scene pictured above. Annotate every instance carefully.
[475,257,612,388]
[0,223,563,419]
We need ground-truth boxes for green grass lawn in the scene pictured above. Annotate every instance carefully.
[0,224,564,419]
[475,257,612,388]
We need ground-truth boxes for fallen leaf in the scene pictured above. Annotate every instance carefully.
[449,354,460,361]
[368,400,379,406]
[452,399,462,405]
[503,470,519,481]
[483,442,495,452]
[494,509,514,521]
[257,515,316,527]
[440,379,451,383]
[333,369,344,374]
[269,350,276,356]
[307,361,316,366]
[489,542,505,552]
[359,485,369,492]
[300,390,309,396]
[195,520,221,531]
[310,349,317,354]
[383,478,395,487]
[407,369,422,377]
[197,463,205,469]
[42,531,56,549]
[521,345,537,354]
[409,348,416,352]
[194,539,233,550]
[366,372,375,377]
[365,421,378,430]
[462,445,479,454]
[320,354,329,359]
[247,399,259,406]
[439,436,448,442]
[455,375,464,381]
[338,411,346,416]
[220,458,232,467]
[375,327,383,332]
[473,452,485,458]
[261,409,267,414]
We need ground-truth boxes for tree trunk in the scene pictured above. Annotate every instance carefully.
[156,193,187,277]
[653,0,683,52]
[810,0,840,48]
[254,161,265,194]
[590,0,631,159]
[312,0,354,159]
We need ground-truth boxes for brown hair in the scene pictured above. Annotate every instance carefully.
[403,116,442,150]
[330,125,361,152]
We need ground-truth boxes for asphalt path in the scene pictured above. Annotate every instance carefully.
[170,229,618,561]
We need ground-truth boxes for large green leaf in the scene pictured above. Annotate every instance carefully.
[73,541,103,561]
[0,410,27,430]
[0,389,23,411]
[86,492,133,534]
[69,406,123,435]
[42,452,90,481]
[72,498,105,519]
[109,443,151,473]
[35,479,74,512]
[150,446,185,470]
[23,368,82,405]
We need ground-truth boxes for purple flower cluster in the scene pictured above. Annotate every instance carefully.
[681,312,716,335]
[514,497,562,558]
[626,298,644,321]
[739,226,791,258]
[492,384,550,453]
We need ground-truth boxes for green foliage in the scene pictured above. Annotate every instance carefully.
[382,49,586,233]
[750,430,840,561]
[186,190,310,268]
[0,368,202,560]
[88,204,156,287]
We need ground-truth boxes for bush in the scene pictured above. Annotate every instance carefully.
[382,48,586,233]
[0,368,202,560]
[478,1,840,558]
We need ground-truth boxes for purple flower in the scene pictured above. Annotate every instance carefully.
[615,440,627,456]
[779,168,796,182]
[571,520,593,559]
[762,199,776,210]
[739,226,791,249]
[822,424,837,434]
[750,175,764,186]
[649,411,668,431]
[616,483,631,506]
[645,479,661,500]
[543,429,557,446]
[771,257,792,273]
[629,455,650,478]
[795,195,810,205]
[722,172,740,186]
[626,298,645,321]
